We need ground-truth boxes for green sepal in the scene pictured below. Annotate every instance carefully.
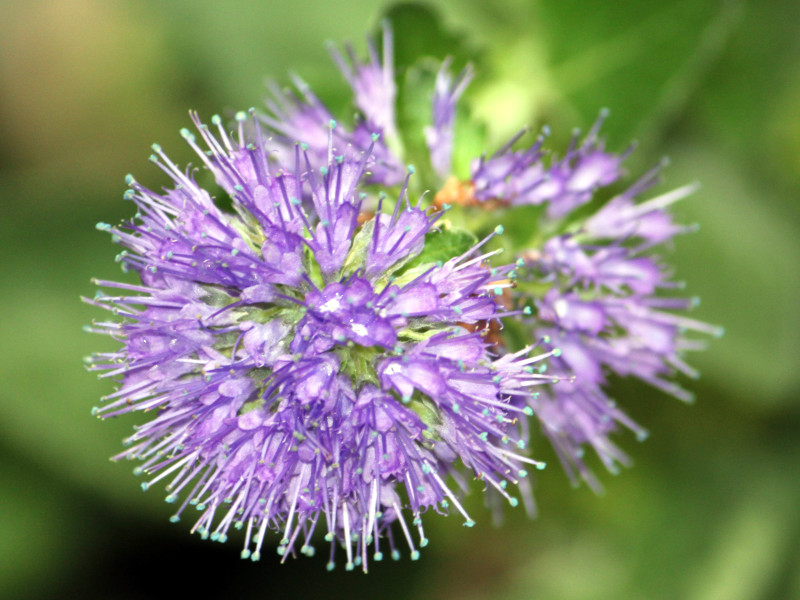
[341,218,374,277]
[407,395,443,443]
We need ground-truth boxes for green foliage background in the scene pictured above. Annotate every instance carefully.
[1,1,798,598]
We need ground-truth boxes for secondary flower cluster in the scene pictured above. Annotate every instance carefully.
[87,24,718,570]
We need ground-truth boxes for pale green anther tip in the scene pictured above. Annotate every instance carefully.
[402,394,412,404]
[123,189,135,200]
[140,482,149,491]
[326,562,335,571]
[151,143,162,153]
[240,549,251,559]
[211,114,221,125]
[179,127,194,140]
[210,532,220,542]
[329,119,337,128]
[509,497,519,507]
[371,132,380,141]
[345,562,354,571]
[276,546,285,556]
[235,111,247,121]
[442,203,451,211]
[165,494,177,503]
[494,225,504,235]
[410,550,420,561]
[452,404,460,414]
[91,406,99,416]
[517,440,526,450]
[479,432,488,441]
[95,222,112,231]
[536,462,546,470]
[636,430,650,442]
[420,538,429,548]
[374,552,384,561]
[500,480,508,489]
[714,326,725,338]
[463,520,475,528]
[196,503,206,511]
[523,406,533,416]
[516,258,525,267]
[133,466,143,476]
[494,287,503,296]
[518,469,528,478]
[552,348,562,357]
[523,306,532,315]
[407,164,416,174]
[542,335,550,344]
[324,532,334,542]
[251,551,261,562]
[169,515,180,523]
[125,174,135,185]
[391,550,401,561]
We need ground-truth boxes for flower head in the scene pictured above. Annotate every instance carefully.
[87,111,554,570]
[88,21,719,569]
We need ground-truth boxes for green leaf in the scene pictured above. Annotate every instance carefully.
[379,3,479,74]
[396,59,440,187]
[399,222,478,275]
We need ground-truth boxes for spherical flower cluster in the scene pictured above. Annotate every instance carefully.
[87,112,555,570]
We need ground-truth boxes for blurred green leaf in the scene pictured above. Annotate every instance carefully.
[469,0,744,150]
[397,60,440,185]
[539,0,744,144]
[381,3,479,74]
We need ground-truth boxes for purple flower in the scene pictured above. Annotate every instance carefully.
[518,171,723,486]
[470,112,627,217]
[425,60,474,179]
[415,69,719,486]
[86,113,555,570]
[329,22,399,145]
[260,25,405,186]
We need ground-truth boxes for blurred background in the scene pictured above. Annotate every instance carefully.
[1,0,798,598]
